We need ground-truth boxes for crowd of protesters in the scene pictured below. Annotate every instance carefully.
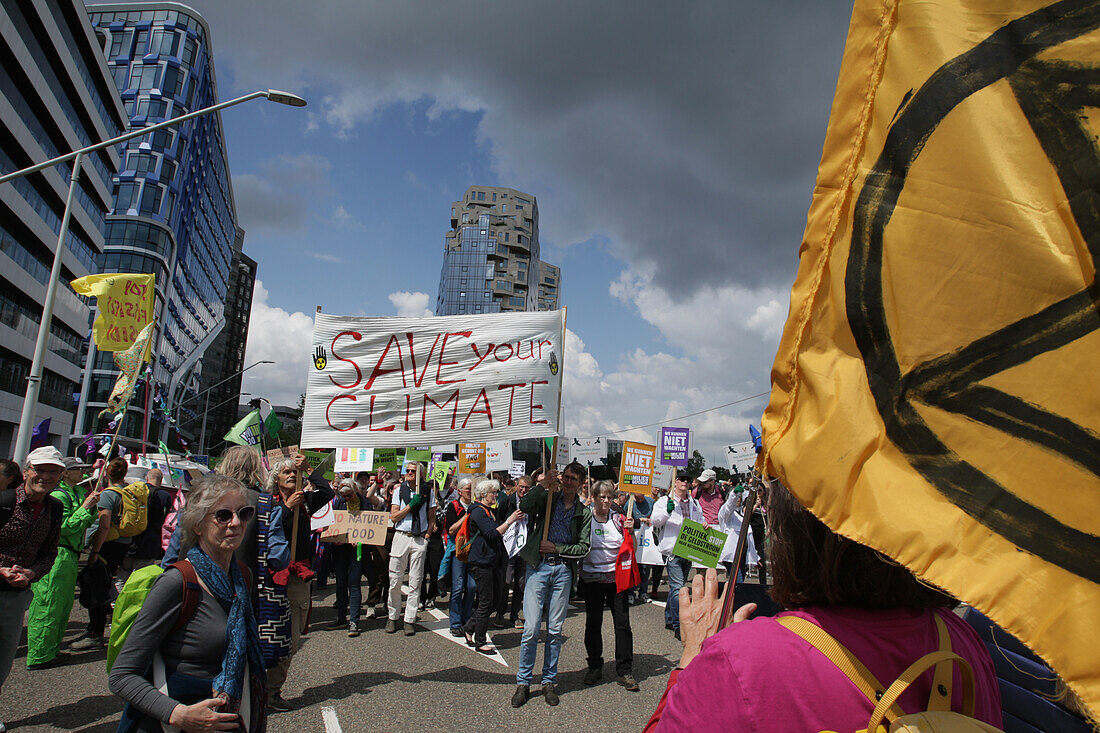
[2,443,1090,732]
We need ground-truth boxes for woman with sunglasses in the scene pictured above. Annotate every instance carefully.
[110,475,267,732]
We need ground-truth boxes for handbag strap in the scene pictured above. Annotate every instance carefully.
[776,615,906,723]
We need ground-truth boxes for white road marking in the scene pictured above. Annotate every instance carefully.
[400,584,509,667]
[321,706,342,733]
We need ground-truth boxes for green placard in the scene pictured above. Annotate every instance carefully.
[405,448,432,464]
[431,461,451,493]
[373,448,402,471]
[671,519,727,568]
[300,449,335,481]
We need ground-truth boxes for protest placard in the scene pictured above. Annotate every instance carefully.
[651,463,675,491]
[672,519,727,568]
[725,441,756,475]
[509,460,526,478]
[405,447,432,464]
[310,502,336,531]
[485,441,513,472]
[556,438,570,469]
[431,460,451,492]
[335,447,373,473]
[431,444,457,454]
[301,310,565,448]
[659,427,691,467]
[70,273,155,351]
[568,437,607,465]
[371,447,402,471]
[619,441,656,495]
[503,516,528,558]
[458,442,485,473]
[319,510,390,545]
[300,449,334,480]
[267,445,298,464]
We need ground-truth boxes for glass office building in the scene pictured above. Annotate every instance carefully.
[436,186,559,316]
[81,3,243,448]
[0,0,126,455]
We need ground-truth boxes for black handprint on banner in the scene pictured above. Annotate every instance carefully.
[314,345,327,371]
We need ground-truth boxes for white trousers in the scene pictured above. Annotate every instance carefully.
[387,532,427,622]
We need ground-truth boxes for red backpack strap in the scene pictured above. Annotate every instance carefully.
[237,558,252,592]
[169,560,202,632]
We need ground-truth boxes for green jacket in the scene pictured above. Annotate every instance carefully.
[518,485,591,570]
[51,482,95,552]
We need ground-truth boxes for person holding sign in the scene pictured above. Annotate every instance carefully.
[511,462,592,709]
[649,470,705,640]
[580,481,638,691]
[386,462,436,635]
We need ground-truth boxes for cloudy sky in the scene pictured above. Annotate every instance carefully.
[183,0,855,467]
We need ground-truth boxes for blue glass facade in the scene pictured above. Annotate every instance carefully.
[437,186,558,316]
[0,0,126,455]
[83,3,241,445]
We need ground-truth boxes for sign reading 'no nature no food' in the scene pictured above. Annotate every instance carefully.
[301,311,565,448]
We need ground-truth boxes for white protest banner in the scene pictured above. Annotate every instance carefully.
[503,516,528,558]
[335,447,374,473]
[726,441,756,474]
[638,525,663,566]
[569,437,607,465]
[509,460,527,478]
[485,440,513,472]
[310,502,336,531]
[652,462,676,491]
[302,310,565,448]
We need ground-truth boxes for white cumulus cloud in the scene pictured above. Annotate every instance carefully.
[241,280,316,408]
[387,291,434,317]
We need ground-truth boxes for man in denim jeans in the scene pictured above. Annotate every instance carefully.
[511,462,591,708]
[649,470,705,639]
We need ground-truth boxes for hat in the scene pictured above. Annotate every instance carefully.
[26,446,65,468]
[63,457,91,470]
[676,470,691,481]
[698,469,717,483]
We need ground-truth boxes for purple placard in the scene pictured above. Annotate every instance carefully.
[659,427,691,467]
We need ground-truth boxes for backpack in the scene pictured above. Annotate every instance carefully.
[104,481,149,541]
[454,505,489,562]
[776,614,1003,733]
[106,561,201,673]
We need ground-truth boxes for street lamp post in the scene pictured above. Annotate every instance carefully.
[3,90,306,462]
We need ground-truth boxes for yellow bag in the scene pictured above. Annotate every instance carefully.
[777,615,1003,733]
[104,481,149,541]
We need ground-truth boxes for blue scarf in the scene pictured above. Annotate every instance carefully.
[185,545,266,700]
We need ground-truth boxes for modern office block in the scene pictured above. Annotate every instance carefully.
[81,2,244,449]
[538,261,560,311]
[0,0,126,455]
[436,185,560,316]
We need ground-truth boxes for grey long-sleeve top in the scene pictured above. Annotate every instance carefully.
[108,567,227,723]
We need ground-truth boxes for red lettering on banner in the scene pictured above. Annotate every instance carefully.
[404,394,411,431]
[330,331,363,389]
[461,388,494,429]
[407,332,441,387]
[515,340,534,360]
[469,343,496,371]
[326,394,359,431]
[436,331,471,385]
[528,380,548,425]
[493,343,514,362]
[537,340,552,359]
[497,383,526,425]
[364,334,408,391]
[368,395,394,432]
[423,389,460,430]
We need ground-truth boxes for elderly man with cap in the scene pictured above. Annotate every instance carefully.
[25,456,103,670]
[692,469,725,527]
[0,447,65,703]
[649,469,705,640]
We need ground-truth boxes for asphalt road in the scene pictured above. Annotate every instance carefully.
[2,580,699,732]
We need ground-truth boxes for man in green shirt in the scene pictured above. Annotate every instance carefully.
[25,458,101,669]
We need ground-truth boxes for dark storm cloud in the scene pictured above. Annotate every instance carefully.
[189,0,853,293]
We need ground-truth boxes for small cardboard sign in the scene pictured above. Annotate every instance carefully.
[509,460,527,478]
[620,441,656,495]
[335,448,374,473]
[458,443,486,473]
[372,448,402,471]
[319,510,390,545]
[671,519,727,568]
[485,440,513,472]
[266,445,298,464]
[651,463,676,491]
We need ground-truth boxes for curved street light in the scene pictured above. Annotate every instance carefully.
[4,90,306,462]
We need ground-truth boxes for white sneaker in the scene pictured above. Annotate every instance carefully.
[364,606,377,619]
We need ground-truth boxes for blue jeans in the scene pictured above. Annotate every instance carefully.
[517,561,571,686]
[333,545,363,624]
[449,556,475,631]
[665,556,692,629]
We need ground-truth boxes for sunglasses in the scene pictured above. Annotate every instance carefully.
[210,506,256,524]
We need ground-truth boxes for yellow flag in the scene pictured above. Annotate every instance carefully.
[70,273,154,352]
[761,0,1099,715]
[101,320,155,416]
